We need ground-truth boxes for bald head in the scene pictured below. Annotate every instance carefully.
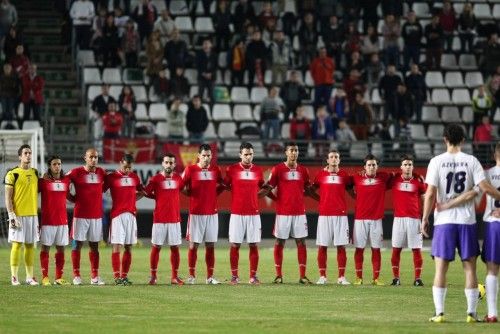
[84,148,99,170]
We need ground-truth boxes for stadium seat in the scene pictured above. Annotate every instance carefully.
[224,141,242,157]
[349,142,369,159]
[433,142,446,155]
[370,142,384,157]
[302,105,315,120]
[441,106,461,123]
[304,71,314,87]
[148,88,160,102]
[231,87,250,103]
[431,88,451,104]
[189,85,199,98]
[149,103,168,121]
[233,104,254,121]
[425,71,445,88]
[462,143,473,154]
[292,35,300,51]
[184,69,198,85]
[83,68,102,85]
[131,85,148,102]
[441,54,459,70]
[452,37,461,52]
[494,108,500,122]
[281,122,290,138]
[462,107,474,124]
[205,122,217,138]
[494,4,500,19]
[444,71,464,88]
[217,122,238,138]
[451,88,471,105]
[123,68,144,85]
[409,124,427,140]
[212,104,232,121]
[77,50,96,66]
[284,0,297,13]
[169,1,189,15]
[87,85,101,100]
[109,85,123,100]
[453,3,464,15]
[102,68,122,84]
[22,121,40,130]
[371,88,382,104]
[203,103,212,119]
[474,4,492,19]
[135,104,148,121]
[414,143,432,159]
[427,124,445,139]
[459,54,477,70]
[421,106,441,122]
[174,16,194,32]
[253,105,261,121]
[465,72,483,88]
[413,2,430,17]
[252,142,265,158]
[155,121,169,137]
[194,17,214,33]
[218,52,227,68]
[250,87,268,103]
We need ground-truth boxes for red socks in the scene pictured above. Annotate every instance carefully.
[150,246,160,278]
[89,251,99,279]
[337,246,346,278]
[205,246,215,278]
[112,252,120,279]
[230,246,239,277]
[71,249,81,277]
[273,243,284,277]
[170,246,180,279]
[317,246,327,277]
[412,248,423,279]
[40,250,49,278]
[188,247,197,277]
[297,243,307,278]
[371,248,381,280]
[391,247,402,278]
[249,245,259,278]
[354,248,364,279]
[121,250,131,279]
[55,250,64,279]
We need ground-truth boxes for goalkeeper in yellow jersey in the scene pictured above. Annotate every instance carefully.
[4,144,39,285]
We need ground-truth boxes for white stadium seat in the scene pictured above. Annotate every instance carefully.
[155,121,169,137]
[194,17,214,33]
[212,104,233,121]
[459,54,477,70]
[233,104,254,121]
[102,68,122,84]
[421,106,441,122]
[409,124,427,140]
[250,87,268,104]
[444,71,464,88]
[431,88,451,104]
[135,103,148,121]
[425,71,445,88]
[149,103,168,121]
[132,85,148,102]
[231,87,250,103]
[174,16,193,32]
[464,72,483,88]
[441,106,461,123]
[451,88,471,105]
[83,68,102,85]
[217,122,238,138]
[427,124,445,140]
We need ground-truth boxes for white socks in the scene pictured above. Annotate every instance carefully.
[464,288,479,314]
[432,286,447,314]
[486,274,498,317]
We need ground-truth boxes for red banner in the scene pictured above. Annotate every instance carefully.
[162,143,218,171]
[103,138,157,163]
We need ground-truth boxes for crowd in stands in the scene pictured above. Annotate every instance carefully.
[0,0,45,129]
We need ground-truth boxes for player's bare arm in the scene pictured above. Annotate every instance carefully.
[421,184,437,238]
[478,179,500,200]
[5,186,19,228]
[436,189,479,212]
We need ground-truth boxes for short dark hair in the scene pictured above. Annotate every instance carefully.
[284,142,298,151]
[400,154,414,163]
[443,124,465,146]
[363,153,379,165]
[328,149,340,155]
[121,153,134,164]
[240,142,253,152]
[199,143,211,153]
[192,94,201,100]
[18,144,31,156]
[163,153,176,160]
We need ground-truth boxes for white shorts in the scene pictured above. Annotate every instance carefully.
[8,216,39,244]
[229,214,262,244]
[273,215,308,239]
[391,217,423,249]
[316,216,350,247]
[151,223,182,246]
[353,219,384,249]
[186,214,218,243]
[40,225,69,246]
[71,218,103,242]
[110,213,137,245]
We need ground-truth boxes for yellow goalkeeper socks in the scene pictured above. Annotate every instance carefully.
[24,243,35,278]
[10,242,21,278]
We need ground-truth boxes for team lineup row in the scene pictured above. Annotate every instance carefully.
[4,124,500,323]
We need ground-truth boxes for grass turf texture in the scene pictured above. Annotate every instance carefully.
[0,246,496,334]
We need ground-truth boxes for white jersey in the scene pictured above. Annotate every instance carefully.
[425,151,485,225]
[484,166,500,222]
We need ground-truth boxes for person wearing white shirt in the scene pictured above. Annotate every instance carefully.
[70,0,95,50]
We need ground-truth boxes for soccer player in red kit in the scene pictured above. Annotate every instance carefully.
[352,154,392,286]
[389,154,426,286]
[67,148,107,285]
[225,142,266,285]
[39,156,71,286]
[263,142,313,284]
[183,144,224,284]
[145,154,185,285]
[310,150,352,285]
[104,154,144,285]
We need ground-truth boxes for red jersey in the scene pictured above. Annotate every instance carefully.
[313,169,352,216]
[225,163,264,215]
[145,172,184,223]
[182,164,223,215]
[39,176,70,226]
[268,163,310,215]
[104,171,142,219]
[390,173,426,219]
[67,166,107,219]
[352,172,392,220]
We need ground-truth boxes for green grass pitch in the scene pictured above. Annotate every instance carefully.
[0,245,497,334]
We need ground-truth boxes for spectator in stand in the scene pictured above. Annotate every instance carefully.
[10,44,29,78]
[90,7,107,56]
[343,69,365,107]
[378,120,393,159]
[298,12,318,70]
[360,25,380,61]
[394,84,413,137]
[3,25,24,62]
[424,15,444,70]
[154,9,175,46]
[481,33,500,79]
[312,105,334,158]
[473,115,493,160]
[132,0,157,44]
[486,65,500,108]
[269,29,291,85]
[439,0,457,52]
[257,1,276,30]
[261,16,277,45]
[118,85,137,138]
[20,64,44,124]
[164,29,189,75]
[70,0,95,50]
[280,70,308,122]
[381,0,402,17]
[170,67,189,101]
[472,85,494,126]
[336,118,357,157]
[113,1,132,15]
[405,63,426,123]
[229,39,245,86]
[245,30,268,88]
[167,97,185,142]
[101,14,121,67]
[382,14,401,68]
[359,0,378,33]
[102,101,123,139]
[145,31,164,81]
[290,105,312,157]
[152,69,170,102]
[347,51,364,77]
[379,64,402,120]
[349,92,373,140]
[344,22,361,58]
[233,0,256,35]
[458,3,477,54]
[196,38,217,103]
[92,84,116,116]
[397,116,412,154]
[322,15,343,68]
[366,53,384,88]
[213,0,231,51]
[186,95,209,143]
[0,0,17,42]
[310,46,335,110]
[0,63,19,122]
[260,86,284,145]
[114,7,130,37]
[401,11,423,71]
[329,88,349,122]
[121,19,140,68]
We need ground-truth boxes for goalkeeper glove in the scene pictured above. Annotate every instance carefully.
[8,212,21,229]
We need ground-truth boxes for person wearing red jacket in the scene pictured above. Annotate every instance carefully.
[309,47,335,110]
[21,64,44,124]
[102,102,123,138]
[10,45,30,78]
